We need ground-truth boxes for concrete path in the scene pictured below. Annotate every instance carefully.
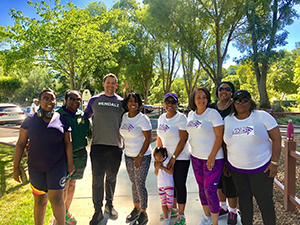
[69,141,242,225]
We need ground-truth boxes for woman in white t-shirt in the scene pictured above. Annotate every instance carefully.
[156,92,190,225]
[186,87,224,225]
[224,90,281,225]
[119,93,152,225]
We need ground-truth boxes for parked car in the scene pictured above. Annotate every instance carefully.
[0,103,26,125]
[143,104,154,113]
[22,106,31,115]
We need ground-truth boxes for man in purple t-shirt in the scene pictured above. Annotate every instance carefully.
[84,73,123,225]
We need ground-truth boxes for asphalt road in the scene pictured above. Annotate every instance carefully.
[0,126,20,138]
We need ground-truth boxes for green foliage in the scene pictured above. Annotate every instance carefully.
[0,76,22,102]
[11,66,56,105]
[276,116,300,125]
[2,1,124,90]
[235,0,300,108]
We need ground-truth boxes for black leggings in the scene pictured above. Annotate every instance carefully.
[228,168,276,225]
[173,160,190,204]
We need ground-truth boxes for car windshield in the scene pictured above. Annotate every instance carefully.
[0,106,21,112]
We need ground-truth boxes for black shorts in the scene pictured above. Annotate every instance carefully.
[218,172,237,198]
[28,162,67,195]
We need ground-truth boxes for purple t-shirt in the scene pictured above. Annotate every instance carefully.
[21,113,71,173]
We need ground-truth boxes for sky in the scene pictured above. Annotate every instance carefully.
[0,0,299,68]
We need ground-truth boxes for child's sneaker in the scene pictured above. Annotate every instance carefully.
[160,208,178,219]
[66,211,77,224]
[198,216,212,225]
[174,214,186,225]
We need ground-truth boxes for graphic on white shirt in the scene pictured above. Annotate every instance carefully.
[120,123,134,132]
[232,126,254,137]
[158,124,170,132]
[187,120,201,128]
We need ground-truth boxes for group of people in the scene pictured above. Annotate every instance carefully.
[13,73,281,225]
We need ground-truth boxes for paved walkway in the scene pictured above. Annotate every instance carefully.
[69,141,242,225]
[0,127,241,224]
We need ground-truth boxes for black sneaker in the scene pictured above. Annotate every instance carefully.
[219,208,229,218]
[136,212,148,225]
[90,210,103,225]
[126,208,140,223]
[227,211,238,225]
[105,204,118,220]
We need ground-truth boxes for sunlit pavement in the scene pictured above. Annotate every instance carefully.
[69,141,242,225]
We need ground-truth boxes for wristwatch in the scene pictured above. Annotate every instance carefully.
[172,154,176,159]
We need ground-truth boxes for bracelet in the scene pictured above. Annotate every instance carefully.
[270,161,278,166]
[139,152,143,157]
[172,154,176,159]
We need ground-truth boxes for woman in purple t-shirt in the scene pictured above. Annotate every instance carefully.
[13,88,74,225]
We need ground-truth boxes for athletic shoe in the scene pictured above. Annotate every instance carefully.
[227,211,238,225]
[136,212,148,225]
[219,208,229,218]
[90,210,103,225]
[163,218,171,225]
[105,204,118,220]
[126,208,140,223]
[66,211,77,224]
[198,216,212,225]
[51,218,57,225]
[160,208,179,219]
[174,214,186,225]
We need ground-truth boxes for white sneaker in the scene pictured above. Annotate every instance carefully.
[198,216,212,225]
[163,218,171,225]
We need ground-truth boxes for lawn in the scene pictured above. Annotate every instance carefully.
[0,145,52,225]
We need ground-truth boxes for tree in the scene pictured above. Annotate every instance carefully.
[0,76,22,102]
[240,0,300,108]
[268,50,298,101]
[112,0,158,102]
[145,0,245,88]
[2,0,124,90]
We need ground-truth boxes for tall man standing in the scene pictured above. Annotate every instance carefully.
[84,73,123,225]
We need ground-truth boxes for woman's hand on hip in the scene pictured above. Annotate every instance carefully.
[134,156,143,169]
[264,163,278,178]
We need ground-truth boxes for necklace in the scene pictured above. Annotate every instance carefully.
[216,99,231,115]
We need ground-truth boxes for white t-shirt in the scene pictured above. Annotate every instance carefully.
[157,112,191,160]
[30,102,38,114]
[224,110,278,170]
[157,157,174,188]
[120,112,152,157]
[186,108,224,160]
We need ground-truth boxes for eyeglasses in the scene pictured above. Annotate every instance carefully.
[218,87,232,92]
[165,99,177,105]
[42,97,56,102]
[69,97,82,102]
[234,98,249,104]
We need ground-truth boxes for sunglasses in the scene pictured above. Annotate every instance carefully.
[234,98,249,104]
[165,99,177,105]
[69,97,82,102]
[218,87,232,92]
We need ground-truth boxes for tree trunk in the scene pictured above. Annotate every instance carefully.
[259,63,271,108]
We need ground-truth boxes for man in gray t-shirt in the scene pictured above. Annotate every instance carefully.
[84,73,123,225]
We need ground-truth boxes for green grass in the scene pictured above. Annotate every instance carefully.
[0,145,52,225]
